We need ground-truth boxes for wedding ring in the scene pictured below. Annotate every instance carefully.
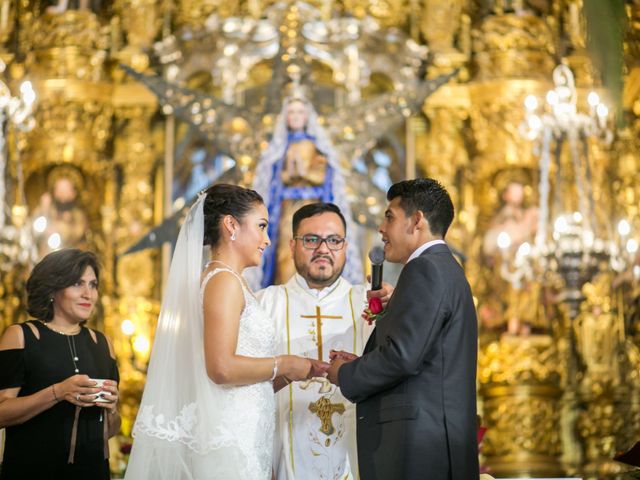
[76,394,80,401]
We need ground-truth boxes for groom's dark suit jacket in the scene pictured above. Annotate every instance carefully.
[339,244,479,480]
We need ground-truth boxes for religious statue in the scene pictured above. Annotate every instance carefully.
[250,95,362,288]
[482,180,538,259]
[481,179,545,336]
[575,274,622,383]
[31,166,90,257]
[420,0,465,53]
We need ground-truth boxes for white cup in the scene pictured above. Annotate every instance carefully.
[91,378,110,403]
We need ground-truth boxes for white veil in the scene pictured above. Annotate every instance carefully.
[125,194,246,479]
[247,97,364,289]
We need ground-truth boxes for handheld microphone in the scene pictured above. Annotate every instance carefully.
[368,246,385,291]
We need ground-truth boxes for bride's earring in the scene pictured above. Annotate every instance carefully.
[231,231,237,241]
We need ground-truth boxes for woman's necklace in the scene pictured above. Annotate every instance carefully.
[40,321,81,373]
[206,260,257,298]
[206,259,239,274]
[41,321,81,335]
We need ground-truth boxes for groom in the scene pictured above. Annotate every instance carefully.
[326,178,479,480]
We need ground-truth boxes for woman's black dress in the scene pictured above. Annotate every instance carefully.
[0,320,119,480]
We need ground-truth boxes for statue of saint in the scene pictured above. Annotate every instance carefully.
[481,180,545,336]
[482,181,538,259]
[250,95,362,288]
[31,167,90,256]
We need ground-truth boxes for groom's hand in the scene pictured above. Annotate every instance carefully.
[366,278,394,308]
[329,350,358,362]
[327,358,349,386]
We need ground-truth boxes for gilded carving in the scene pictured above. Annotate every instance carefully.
[0,3,638,478]
[420,0,464,53]
[27,10,109,81]
[111,105,160,435]
[479,336,563,476]
[575,275,622,384]
[472,12,555,80]
[24,97,113,174]
[342,0,407,28]
[0,0,16,56]
[174,0,240,29]
[570,273,636,478]
[625,1,640,69]
[479,335,561,386]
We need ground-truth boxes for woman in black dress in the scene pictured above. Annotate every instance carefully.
[0,248,120,480]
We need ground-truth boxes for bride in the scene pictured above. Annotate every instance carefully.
[125,184,321,479]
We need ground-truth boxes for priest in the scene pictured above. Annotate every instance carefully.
[257,202,390,480]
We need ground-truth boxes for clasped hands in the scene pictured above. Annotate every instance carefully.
[55,374,119,414]
[284,355,349,384]
[294,350,358,385]
[326,350,359,386]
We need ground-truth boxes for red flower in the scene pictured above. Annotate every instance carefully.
[368,297,383,314]
[120,443,132,455]
[477,426,487,445]
[363,297,385,325]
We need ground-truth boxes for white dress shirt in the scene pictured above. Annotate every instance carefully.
[406,239,446,263]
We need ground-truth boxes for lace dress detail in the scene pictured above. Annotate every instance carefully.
[199,267,276,479]
[131,268,276,480]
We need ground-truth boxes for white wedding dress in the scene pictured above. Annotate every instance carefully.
[125,264,276,479]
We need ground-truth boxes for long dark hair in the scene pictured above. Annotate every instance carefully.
[202,184,264,247]
[26,249,100,322]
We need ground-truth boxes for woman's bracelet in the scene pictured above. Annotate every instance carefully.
[51,384,59,402]
[270,356,279,381]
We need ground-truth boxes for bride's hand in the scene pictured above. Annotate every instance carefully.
[308,359,330,379]
[278,355,312,381]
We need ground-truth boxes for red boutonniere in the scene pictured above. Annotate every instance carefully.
[364,297,385,325]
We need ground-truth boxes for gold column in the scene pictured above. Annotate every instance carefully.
[479,336,563,477]
[574,275,630,479]
[0,0,15,63]
[110,0,162,441]
[420,84,472,251]
[110,101,159,437]
[419,0,469,78]
[469,8,564,477]
[560,0,597,87]
[22,9,112,175]
[21,9,113,308]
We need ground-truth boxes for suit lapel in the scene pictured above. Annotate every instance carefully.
[362,245,450,356]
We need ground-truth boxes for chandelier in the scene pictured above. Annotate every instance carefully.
[491,64,638,317]
[0,59,37,273]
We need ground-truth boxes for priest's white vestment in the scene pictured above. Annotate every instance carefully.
[257,274,372,480]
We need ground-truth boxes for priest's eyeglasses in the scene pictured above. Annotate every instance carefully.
[294,234,346,251]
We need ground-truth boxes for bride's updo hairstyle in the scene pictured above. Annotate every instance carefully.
[202,183,264,247]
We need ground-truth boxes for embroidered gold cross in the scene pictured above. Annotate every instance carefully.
[308,396,345,436]
[301,306,342,360]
